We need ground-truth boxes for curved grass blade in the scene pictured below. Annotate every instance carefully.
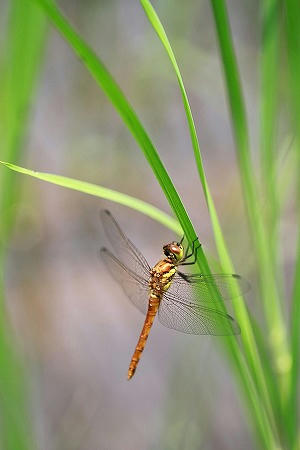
[140,0,279,443]
[0,1,47,448]
[29,0,242,332]
[211,0,290,360]
[0,160,181,235]
[284,0,300,445]
[29,0,211,273]
[260,0,280,256]
[210,0,290,423]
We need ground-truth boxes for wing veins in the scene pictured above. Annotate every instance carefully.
[101,248,148,285]
[100,210,150,277]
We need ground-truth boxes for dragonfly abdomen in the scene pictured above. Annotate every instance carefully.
[127,295,160,380]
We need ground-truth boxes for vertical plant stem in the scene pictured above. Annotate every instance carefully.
[284,0,300,446]
[210,0,290,396]
[289,229,300,447]
[260,0,279,264]
[0,1,47,448]
[140,0,279,442]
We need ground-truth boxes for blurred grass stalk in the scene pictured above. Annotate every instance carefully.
[211,0,291,393]
[211,0,300,448]
[0,0,46,448]
[141,0,279,446]
[284,1,300,448]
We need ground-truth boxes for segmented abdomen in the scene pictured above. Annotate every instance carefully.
[127,259,177,379]
[127,295,160,380]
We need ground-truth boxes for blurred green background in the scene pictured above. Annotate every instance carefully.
[0,0,299,449]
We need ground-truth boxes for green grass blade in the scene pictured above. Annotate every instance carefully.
[0,160,181,235]
[284,0,300,446]
[140,0,208,201]
[210,0,290,397]
[29,0,218,283]
[0,0,47,448]
[140,0,279,443]
[260,0,279,261]
[288,235,300,446]
[1,0,47,238]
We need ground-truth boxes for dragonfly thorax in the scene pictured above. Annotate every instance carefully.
[149,259,178,296]
[163,241,184,263]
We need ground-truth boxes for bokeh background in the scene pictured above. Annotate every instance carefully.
[1,1,295,449]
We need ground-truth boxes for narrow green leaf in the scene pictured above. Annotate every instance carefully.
[29,0,228,297]
[284,0,300,445]
[0,0,47,449]
[140,0,208,200]
[210,0,290,403]
[288,233,300,446]
[1,0,47,239]
[140,0,279,445]
[260,0,279,260]
[0,160,181,235]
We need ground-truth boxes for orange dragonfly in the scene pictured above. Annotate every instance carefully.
[100,210,248,379]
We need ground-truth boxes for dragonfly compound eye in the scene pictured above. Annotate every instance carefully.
[163,242,184,262]
[172,245,184,261]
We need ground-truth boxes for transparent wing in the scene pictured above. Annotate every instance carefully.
[100,248,149,315]
[157,272,245,335]
[170,272,250,303]
[158,295,240,335]
[100,210,150,280]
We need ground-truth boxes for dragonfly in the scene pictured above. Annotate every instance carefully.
[100,210,249,380]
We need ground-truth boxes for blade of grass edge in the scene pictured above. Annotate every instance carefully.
[210,0,290,411]
[283,0,300,447]
[0,160,181,235]
[259,0,280,266]
[0,0,47,448]
[1,0,47,238]
[259,0,297,445]
[140,0,279,443]
[29,0,207,269]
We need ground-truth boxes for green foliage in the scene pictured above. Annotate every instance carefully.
[0,0,47,449]
[284,1,300,447]
[0,0,299,449]
[0,161,181,235]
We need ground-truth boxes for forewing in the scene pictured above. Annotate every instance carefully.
[101,248,149,315]
[100,210,150,280]
[171,273,250,303]
[158,295,240,335]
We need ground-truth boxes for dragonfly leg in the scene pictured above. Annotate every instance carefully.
[186,238,199,258]
[184,244,190,259]
[177,271,190,282]
[182,237,197,260]
[181,238,200,262]
[180,240,201,266]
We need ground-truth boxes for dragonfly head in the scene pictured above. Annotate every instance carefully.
[163,242,184,263]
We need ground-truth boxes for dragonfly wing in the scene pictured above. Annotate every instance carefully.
[158,272,243,335]
[171,272,250,303]
[158,295,240,335]
[100,210,151,280]
[101,248,149,315]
